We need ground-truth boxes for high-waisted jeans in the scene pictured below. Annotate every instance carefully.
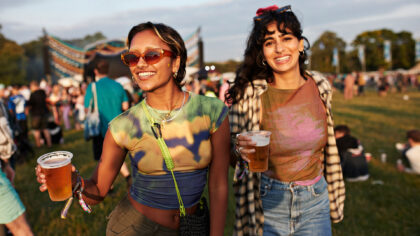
[260,174,331,236]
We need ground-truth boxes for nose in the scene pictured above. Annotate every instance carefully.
[136,56,148,67]
[274,41,284,53]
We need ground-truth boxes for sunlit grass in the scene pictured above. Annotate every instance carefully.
[12,88,420,235]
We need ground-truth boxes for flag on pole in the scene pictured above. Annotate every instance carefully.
[184,27,201,67]
[384,40,392,63]
[332,48,339,67]
[358,45,365,64]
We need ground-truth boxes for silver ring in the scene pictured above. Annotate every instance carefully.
[236,146,243,154]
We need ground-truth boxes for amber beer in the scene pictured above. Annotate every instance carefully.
[246,131,271,172]
[37,151,73,201]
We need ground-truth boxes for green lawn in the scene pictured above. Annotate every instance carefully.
[11,88,420,235]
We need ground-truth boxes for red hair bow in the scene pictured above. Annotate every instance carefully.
[256,5,279,16]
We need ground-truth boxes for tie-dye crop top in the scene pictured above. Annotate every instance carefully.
[109,92,229,209]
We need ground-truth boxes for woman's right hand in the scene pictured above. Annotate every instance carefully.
[235,133,256,163]
[35,165,47,192]
[35,165,77,192]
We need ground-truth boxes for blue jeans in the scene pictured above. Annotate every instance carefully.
[260,174,331,236]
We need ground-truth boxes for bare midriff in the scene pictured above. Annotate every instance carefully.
[128,194,198,229]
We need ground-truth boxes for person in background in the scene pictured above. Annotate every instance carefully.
[396,129,420,174]
[60,88,72,130]
[357,72,366,96]
[334,125,369,182]
[48,84,62,125]
[0,87,34,236]
[84,59,131,186]
[344,71,355,100]
[8,84,34,161]
[37,22,230,235]
[27,81,52,148]
[227,5,344,235]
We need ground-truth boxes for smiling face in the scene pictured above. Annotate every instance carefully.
[262,22,304,76]
[128,29,180,93]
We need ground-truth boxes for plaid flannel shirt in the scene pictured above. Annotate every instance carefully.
[229,71,345,236]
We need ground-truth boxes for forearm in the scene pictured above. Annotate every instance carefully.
[209,179,228,236]
[81,177,107,205]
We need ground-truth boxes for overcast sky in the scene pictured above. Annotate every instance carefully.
[1,0,419,62]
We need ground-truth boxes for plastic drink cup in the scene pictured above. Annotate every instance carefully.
[244,130,271,172]
[37,151,73,201]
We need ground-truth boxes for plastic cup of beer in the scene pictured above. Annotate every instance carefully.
[244,130,271,172]
[37,151,73,201]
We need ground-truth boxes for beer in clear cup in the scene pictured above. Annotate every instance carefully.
[244,130,271,172]
[37,151,73,201]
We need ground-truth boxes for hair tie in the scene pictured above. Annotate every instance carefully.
[256,5,279,16]
[254,5,292,21]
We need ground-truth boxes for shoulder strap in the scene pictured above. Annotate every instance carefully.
[141,101,186,216]
[92,83,99,112]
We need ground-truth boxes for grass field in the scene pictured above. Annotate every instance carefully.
[10,88,420,235]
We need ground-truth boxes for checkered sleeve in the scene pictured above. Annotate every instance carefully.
[310,70,345,223]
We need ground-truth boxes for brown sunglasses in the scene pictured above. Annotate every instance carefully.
[121,48,173,67]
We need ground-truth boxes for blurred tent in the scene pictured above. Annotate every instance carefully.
[221,72,236,82]
[47,35,129,82]
[57,74,83,87]
[115,76,134,94]
[184,67,200,83]
[83,53,131,81]
[409,62,420,74]
[47,28,202,84]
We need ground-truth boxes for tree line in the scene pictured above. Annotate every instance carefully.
[0,25,417,85]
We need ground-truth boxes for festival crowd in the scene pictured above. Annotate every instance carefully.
[1,4,420,236]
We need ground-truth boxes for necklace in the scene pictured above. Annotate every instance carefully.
[145,91,186,123]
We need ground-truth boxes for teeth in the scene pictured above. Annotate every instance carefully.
[138,72,155,77]
[275,56,290,62]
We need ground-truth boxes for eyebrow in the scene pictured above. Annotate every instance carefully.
[264,32,291,41]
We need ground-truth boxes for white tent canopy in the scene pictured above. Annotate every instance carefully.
[57,74,83,87]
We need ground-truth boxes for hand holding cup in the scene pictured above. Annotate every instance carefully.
[36,151,76,201]
[236,130,271,172]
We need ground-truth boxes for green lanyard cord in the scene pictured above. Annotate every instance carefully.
[141,101,186,217]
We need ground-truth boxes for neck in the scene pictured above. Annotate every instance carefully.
[271,68,305,89]
[145,87,186,111]
[95,74,107,81]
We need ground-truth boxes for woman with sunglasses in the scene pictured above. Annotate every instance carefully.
[227,5,345,235]
[36,22,230,235]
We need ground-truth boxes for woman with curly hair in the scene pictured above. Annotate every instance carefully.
[227,5,345,235]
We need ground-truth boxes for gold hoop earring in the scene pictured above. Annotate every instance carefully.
[299,51,304,56]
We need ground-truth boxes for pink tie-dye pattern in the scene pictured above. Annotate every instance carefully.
[261,79,327,182]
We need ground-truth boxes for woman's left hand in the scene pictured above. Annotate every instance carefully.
[235,133,256,163]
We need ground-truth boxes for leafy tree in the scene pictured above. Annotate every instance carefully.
[393,31,415,69]
[21,38,44,82]
[0,25,26,85]
[311,31,347,73]
[352,29,415,71]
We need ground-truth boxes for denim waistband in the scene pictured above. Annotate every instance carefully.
[261,173,322,190]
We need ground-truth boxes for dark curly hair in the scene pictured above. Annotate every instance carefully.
[127,22,187,89]
[226,7,310,105]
